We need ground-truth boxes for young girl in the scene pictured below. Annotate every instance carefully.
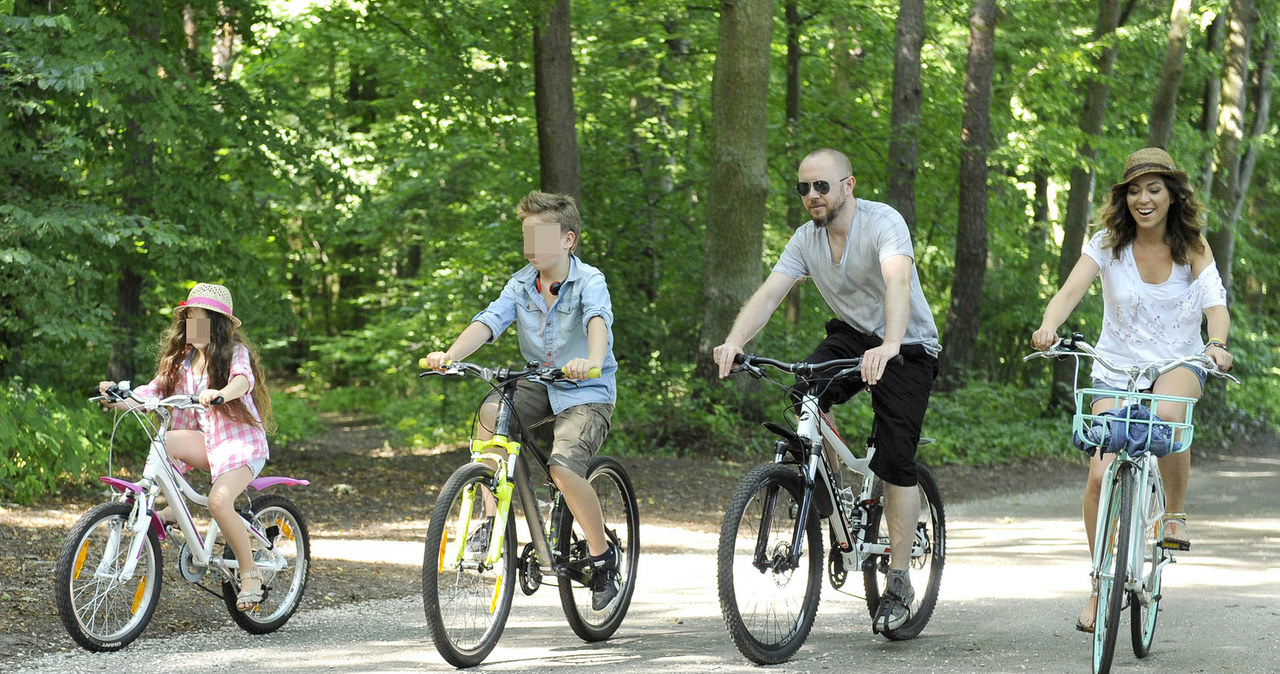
[1031,147,1232,632]
[99,282,275,611]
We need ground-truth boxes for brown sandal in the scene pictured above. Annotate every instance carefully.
[1075,578,1099,633]
[1161,512,1191,551]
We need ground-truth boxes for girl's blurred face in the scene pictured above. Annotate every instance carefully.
[185,307,211,348]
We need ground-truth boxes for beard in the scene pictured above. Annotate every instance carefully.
[811,195,848,228]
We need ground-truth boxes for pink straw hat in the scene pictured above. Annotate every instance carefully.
[179,283,241,327]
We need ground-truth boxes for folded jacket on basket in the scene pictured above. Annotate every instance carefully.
[1072,404,1182,458]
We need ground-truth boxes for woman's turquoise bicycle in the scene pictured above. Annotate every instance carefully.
[1024,334,1237,674]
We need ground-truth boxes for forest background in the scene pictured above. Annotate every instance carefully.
[3,0,1278,503]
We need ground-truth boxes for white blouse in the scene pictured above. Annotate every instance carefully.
[1082,231,1227,389]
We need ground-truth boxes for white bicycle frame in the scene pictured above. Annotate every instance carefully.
[789,391,891,571]
[98,395,280,583]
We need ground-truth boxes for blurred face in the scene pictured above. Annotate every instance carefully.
[1127,176,1171,231]
[185,307,211,348]
[797,158,854,228]
[522,214,571,268]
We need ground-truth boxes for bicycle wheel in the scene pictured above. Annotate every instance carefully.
[718,463,822,665]
[1130,469,1165,658]
[1093,464,1133,674]
[221,494,311,634]
[862,462,946,640]
[423,462,517,668]
[54,501,163,651]
[556,455,640,641]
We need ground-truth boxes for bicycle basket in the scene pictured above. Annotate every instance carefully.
[1072,389,1197,457]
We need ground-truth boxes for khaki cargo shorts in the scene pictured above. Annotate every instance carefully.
[482,379,613,477]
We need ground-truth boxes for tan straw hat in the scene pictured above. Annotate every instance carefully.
[1114,147,1188,189]
[179,283,241,327]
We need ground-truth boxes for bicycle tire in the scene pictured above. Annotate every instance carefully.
[861,462,946,640]
[556,455,640,641]
[1093,464,1133,674]
[718,463,822,665]
[221,494,311,634]
[423,462,517,668]
[54,501,163,652]
[1130,470,1165,658]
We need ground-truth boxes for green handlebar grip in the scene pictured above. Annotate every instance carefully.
[562,366,602,378]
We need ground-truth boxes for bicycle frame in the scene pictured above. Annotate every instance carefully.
[451,377,586,584]
[96,394,307,584]
[785,392,891,572]
[1092,450,1169,601]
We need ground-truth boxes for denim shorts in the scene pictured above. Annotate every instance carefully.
[1090,363,1207,403]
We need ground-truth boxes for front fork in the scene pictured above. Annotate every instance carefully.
[456,436,522,568]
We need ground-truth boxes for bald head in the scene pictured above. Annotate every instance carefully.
[801,149,853,179]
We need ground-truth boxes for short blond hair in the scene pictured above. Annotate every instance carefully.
[517,191,581,254]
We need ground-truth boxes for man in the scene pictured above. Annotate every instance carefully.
[712,148,940,633]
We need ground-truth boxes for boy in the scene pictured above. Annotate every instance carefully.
[424,191,621,610]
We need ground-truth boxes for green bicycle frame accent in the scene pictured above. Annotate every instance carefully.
[454,434,523,568]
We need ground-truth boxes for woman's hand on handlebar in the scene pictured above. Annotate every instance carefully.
[1206,344,1233,372]
[1030,327,1058,351]
[712,343,744,379]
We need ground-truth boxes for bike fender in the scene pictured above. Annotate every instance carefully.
[100,476,142,494]
[247,476,311,491]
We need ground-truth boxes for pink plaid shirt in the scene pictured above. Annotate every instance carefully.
[134,344,270,480]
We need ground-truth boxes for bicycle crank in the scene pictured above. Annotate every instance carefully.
[518,542,542,595]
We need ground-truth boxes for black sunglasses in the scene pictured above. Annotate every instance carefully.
[796,176,850,197]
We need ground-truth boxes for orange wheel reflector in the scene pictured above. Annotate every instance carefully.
[277,518,294,541]
[438,531,448,573]
[131,578,146,614]
[73,541,89,580]
[490,573,502,614]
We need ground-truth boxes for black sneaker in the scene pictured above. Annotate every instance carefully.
[466,517,494,557]
[589,544,621,611]
[873,569,915,633]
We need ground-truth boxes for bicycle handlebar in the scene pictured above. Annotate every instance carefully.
[417,359,601,382]
[91,382,222,410]
[1022,333,1239,385]
[732,352,903,378]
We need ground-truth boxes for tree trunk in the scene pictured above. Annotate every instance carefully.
[887,0,925,234]
[1199,14,1225,195]
[937,0,997,392]
[1206,0,1259,299]
[696,0,775,388]
[1147,0,1193,148]
[784,0,804,324]
[1051,0,1122,411]
[534,0,582,203]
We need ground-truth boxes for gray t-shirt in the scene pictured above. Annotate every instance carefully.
[772,199,941,357]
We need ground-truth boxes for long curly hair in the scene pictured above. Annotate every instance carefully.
[1095,172,1205,265]
[151,308,276,435]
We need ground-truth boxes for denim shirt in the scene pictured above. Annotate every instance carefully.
[473,256,617,413]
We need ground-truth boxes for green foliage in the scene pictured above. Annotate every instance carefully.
[0,379,111,504]
[917,383,1072,465]
[269,391,325,449]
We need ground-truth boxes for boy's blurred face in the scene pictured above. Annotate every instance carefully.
[522,214,569,268]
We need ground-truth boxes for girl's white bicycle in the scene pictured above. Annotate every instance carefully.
[54,382,312,651]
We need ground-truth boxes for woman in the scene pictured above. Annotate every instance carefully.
[1030,147,1233,632]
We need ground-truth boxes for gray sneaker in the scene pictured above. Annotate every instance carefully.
[873,570,915,633]
[589,544,621,611]
[465,517,494,557]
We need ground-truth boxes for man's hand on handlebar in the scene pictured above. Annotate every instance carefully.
[712,343,744,379]
[860,343,900,386]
